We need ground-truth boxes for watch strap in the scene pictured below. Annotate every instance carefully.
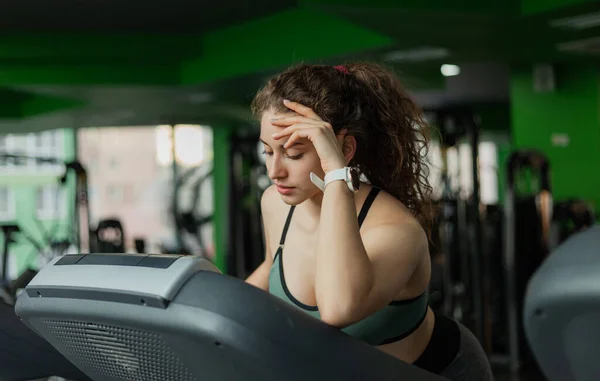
[309,172,325,191]
[324,167,348,186]
[310,167,351,192]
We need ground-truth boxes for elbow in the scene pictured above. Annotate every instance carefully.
[316,264,375,327]
[319,302,361,328]
[318,289,373,328]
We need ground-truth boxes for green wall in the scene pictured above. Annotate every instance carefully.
[510,63,600,211]
[0,128,76,279]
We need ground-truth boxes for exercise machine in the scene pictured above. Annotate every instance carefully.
[1,223,47,305]
[524,225,600,381]
[425,107,485,343]
[550,198,595,250]
[0,153,91,255]
[171,163,213,257]
[13,253,449,381]
[496,150,552,372]
[93,218,126,253]
[229,132,267,278]
[0,155,91,305]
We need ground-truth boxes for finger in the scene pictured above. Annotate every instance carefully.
[281,127,321,148]
[270,115,323,127]
[283,99,321,120]
[283,131,302,148]
[272,123,323,140]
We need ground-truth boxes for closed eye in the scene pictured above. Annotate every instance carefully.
[286,153,303,160]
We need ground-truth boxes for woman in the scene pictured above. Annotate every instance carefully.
[245,62,493,381]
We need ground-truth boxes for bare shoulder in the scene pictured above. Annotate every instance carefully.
[260,184,288,215]
[360,186,428,249]
[260,184,291,241]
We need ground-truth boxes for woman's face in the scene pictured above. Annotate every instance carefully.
[259,107,325,205]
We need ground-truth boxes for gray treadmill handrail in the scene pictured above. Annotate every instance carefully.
[26,254,218,301]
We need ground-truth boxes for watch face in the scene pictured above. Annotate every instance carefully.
[349,167,360,191]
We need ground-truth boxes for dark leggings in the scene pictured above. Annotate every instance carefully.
[414,313,494,381]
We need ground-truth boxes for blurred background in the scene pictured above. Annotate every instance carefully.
[0,0,599,379]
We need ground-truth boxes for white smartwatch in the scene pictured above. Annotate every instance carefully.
[310,167,360,192]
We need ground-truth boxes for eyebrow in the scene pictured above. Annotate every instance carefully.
[259,138,304,148]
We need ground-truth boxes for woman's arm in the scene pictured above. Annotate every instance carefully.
[314,181,426,327]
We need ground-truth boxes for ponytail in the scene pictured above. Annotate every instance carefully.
[346,63,434,232]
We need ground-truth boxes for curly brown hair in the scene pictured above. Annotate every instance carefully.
[251,62,434,233]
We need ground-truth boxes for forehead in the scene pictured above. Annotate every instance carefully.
[259,108,296,137]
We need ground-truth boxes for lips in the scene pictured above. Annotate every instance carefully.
[276,184,294,195]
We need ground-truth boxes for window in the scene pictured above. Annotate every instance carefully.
[478,142,499,205]
[0,135,14,170]
[426,140,499,204]
[36,185,65,219]
[27,130,64,173]
[458,141,499,204]
[0,187,15,220]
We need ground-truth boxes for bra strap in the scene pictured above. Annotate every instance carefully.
[358,187,381,228]
[279,206,296,247]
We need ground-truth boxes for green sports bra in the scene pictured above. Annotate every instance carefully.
[268,186,429,346]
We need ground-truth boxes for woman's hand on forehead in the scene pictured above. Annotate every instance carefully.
[270,99,347,173]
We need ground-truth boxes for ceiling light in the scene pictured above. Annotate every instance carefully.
[440,64,460,77]
[557,37,600,55]
[550,11,600,30]
[383,47,450,63]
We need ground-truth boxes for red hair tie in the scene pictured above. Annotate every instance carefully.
[333,65,350,75]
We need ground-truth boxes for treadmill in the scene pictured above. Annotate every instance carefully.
[11,253,450,381]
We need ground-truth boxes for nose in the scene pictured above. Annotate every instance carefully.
[267,155,287,180]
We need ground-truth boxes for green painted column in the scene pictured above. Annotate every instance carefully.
[509,63,600,211]
[212,125,232,273]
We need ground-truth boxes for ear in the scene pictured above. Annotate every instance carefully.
[341,135,357,165]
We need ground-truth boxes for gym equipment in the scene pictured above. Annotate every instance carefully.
[62,160,92,254]
[0,153,91,255]
[229,132,267,278]
[1,223,46,305]
[524,225,600,381]
[480,204,504,355]
[498,150,552,372]
[172,163,213,257]
[426,108,485,343]
[14,253,450,381]
[550,198,595,250]
[93,218,126,253]
[0,156,90,306]
[1,299,92,381]
[1,224,21,284]
[134,237,146,253]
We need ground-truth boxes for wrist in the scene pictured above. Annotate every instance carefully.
[324,159,347,175]
[324,166,360,192]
